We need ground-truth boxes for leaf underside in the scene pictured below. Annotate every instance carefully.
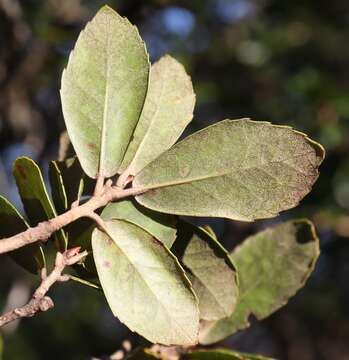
[199,219,320,344]
[134,119,324,221]
[92,219,199,345]
[61,5,149,178]
[120,54,195,175]
[101,199,177,248]
[173,221,238,321]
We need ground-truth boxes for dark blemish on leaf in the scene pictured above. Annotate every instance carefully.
[106,238,113,246]
[16,164,27,180]
[103,260,111,268]
[148,189,158,196]
[294,222,313,244]
[151,236,162,247]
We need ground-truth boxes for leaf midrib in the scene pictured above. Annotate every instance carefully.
[129,61,167,172]
[193,273,233,318]
[104,224,197,343]
[136,155,311,191]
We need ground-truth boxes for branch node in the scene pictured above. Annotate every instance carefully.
[94,174,105,196]
[0,182,147,255]
[40,268,47,280]
[58,275,71,282]
[39,296,54,312]
[86,212,108,233]
[71,199,79,209]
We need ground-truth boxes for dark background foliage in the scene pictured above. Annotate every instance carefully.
[0,0,348,359]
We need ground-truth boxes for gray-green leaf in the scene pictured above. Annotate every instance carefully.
[102,199,177,248]
[0,195,45,274]
[185,349,275,360]
[61,5,149,178]
[173,221,238,321]
[199,219,319,344]
[13,157,67,251]
[134,119,324,221]
[92,220,199,345]
[120,55,195,175]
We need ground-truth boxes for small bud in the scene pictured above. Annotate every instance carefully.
[39,296,54,312]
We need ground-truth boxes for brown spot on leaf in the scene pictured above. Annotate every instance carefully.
[16,164,27,180]
[103,260,111,268]
[148,189,159,196]
[87,143,96,150]
[151,236,162,247]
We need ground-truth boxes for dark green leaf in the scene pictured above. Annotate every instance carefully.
[199,220,320,344]
[173,221,238,321]
[48,160,68,214]
[67,216,97,276]
[49,158,96,275]
[185,349,275,360]
[0,195,45,273]
[49,157,96,272]
[201,225,218,240]
[61,5,150,178]
[102,199,177,248]
[134,119,324,221]
[13,157,67,251]
[92,219,199,345]
[53,157,93,208]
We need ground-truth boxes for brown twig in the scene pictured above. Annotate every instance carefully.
[0,184,146,255]
[0,248,88,327]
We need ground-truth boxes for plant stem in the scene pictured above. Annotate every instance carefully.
[0,248,88,327]
[0,185,146,255]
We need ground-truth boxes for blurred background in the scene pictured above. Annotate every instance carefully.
[0,0,348,359]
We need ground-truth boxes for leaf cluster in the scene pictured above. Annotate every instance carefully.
[0,5,325,359]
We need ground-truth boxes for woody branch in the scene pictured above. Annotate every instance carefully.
[0,180,145,256]
[0,248,88,327]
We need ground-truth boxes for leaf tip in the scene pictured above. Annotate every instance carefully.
[98,4,117,16]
